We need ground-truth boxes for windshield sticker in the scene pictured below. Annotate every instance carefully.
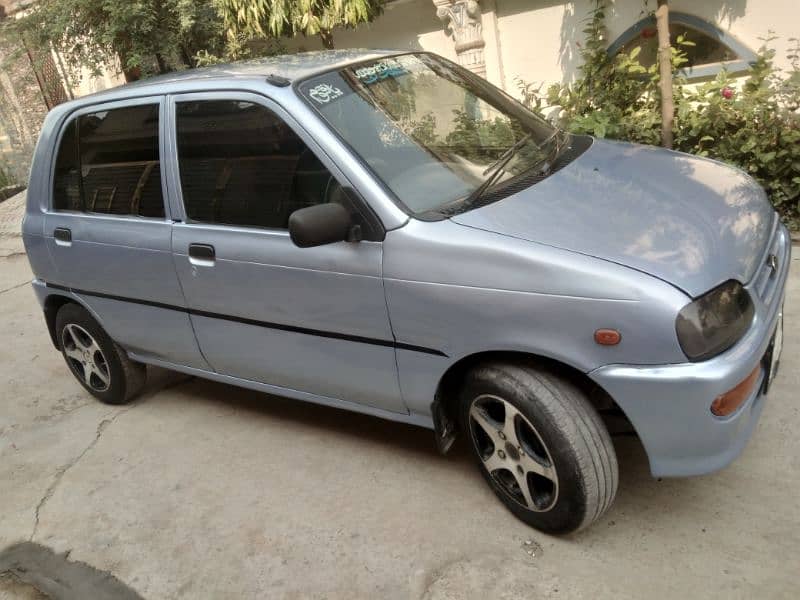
[308,83,344,104]
[354,59,408,85]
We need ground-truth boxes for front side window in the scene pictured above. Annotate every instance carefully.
[298,53,569,217]
[176,100,338,230]
[53,104,165,218]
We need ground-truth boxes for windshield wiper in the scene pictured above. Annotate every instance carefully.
[542,129,568,170]
[453,133,533,213]
[437,129,565,217]
[480,133,533,177]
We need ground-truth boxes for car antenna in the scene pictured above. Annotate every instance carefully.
[266,74,291,87]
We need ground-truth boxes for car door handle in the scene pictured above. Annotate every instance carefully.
[188,243,215,266]
[53,227,72,246]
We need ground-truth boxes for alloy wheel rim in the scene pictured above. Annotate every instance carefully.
[61,324,110,392]
[468,394,559,512]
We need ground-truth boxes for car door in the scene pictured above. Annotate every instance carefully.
[43,96,209,370]
[165,92,406,413]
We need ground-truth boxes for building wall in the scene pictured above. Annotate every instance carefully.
[495,0,798,91]
[1,0,796,185]
[291,0,797,96]
[66,57,126,97]
[284,0,458,63]
[0,26,48,184]
[0,0,125,185]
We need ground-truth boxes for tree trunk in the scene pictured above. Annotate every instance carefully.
[319,28,335,49]
[180,45,195,69]
[155,52,168,74]
[119,49,141,82]
[656,0,673,149]
[122,66,142,82]
[116,36,140,82]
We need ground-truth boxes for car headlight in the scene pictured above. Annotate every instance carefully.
[675,280,754,362]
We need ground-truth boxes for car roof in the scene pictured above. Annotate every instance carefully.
[73,49,402,103]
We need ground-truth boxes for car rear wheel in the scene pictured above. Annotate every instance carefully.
[459,362,618,534]
[56,303,146,405]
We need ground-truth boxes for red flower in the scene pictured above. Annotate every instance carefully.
[641,27,657,39]
[722,87,734,100]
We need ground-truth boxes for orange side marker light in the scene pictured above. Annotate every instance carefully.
[594,329,621,346]
[711,365,760,417]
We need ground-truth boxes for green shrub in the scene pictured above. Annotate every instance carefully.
[519,1,800,229]
[673,45,800,227]
[0,162,13,189]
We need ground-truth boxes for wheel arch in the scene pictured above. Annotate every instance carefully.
[43,292,103,350]
[433,350,634,449]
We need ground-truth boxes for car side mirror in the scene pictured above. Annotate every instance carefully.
[289,203,355,248]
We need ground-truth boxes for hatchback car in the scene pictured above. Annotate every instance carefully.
[23,50,789,534]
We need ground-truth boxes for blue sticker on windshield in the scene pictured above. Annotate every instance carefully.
[354,59,408,85]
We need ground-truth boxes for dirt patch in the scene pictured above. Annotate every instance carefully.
[0,572,48,600]
[0,190,25,239]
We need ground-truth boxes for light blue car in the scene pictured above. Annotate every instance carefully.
[22,50,789,533]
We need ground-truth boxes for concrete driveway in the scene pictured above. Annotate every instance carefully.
[1,208,798,598]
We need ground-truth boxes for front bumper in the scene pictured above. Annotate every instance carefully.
[590,223,791,477]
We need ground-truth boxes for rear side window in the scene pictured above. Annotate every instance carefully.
[175,100,330,229]
[52,104,165,218]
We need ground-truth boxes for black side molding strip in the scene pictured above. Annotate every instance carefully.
[45,283,178,312]
[45,283,447,357]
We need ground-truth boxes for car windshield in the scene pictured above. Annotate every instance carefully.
[297,53,563,216]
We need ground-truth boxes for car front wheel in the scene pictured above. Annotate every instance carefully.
[459,362,618,534]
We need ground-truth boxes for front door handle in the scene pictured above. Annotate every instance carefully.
[188,243,215,266]
[53,227,72,246]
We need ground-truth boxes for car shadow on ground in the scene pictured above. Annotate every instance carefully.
[139,366,452,463]
[139,365,673,516]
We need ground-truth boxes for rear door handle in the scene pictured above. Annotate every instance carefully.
[188,243,215,266]
[53,227,72,246]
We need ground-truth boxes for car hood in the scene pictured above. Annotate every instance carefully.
[450,138,775,297]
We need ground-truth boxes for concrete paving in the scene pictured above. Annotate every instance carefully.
[1,247,799,599]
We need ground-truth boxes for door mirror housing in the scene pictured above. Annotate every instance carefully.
[289,203,354,248]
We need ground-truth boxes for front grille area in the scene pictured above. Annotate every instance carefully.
[751,222,788,306]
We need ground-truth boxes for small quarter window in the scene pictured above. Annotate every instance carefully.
[608,13,756,80]
[53,103,165,218]
[53,119,81,211]
[176,100,336,230]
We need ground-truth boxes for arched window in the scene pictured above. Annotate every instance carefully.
[607,12,757,80]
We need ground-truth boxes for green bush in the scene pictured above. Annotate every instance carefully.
[0,162,13,189]
[519,2,800,229]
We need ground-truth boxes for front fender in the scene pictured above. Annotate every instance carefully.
[383,221,690,418]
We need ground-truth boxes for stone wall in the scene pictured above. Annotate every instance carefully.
[0,0,123,188]
[0,17,49,186]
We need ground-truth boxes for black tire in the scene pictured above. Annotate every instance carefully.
[458,362,618,534]
[55,303,146,405]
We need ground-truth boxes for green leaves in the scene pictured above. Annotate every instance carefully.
[0,162,13,189]
[16,0,383,77]
[215,0,383,48]
[15,0,227,78]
